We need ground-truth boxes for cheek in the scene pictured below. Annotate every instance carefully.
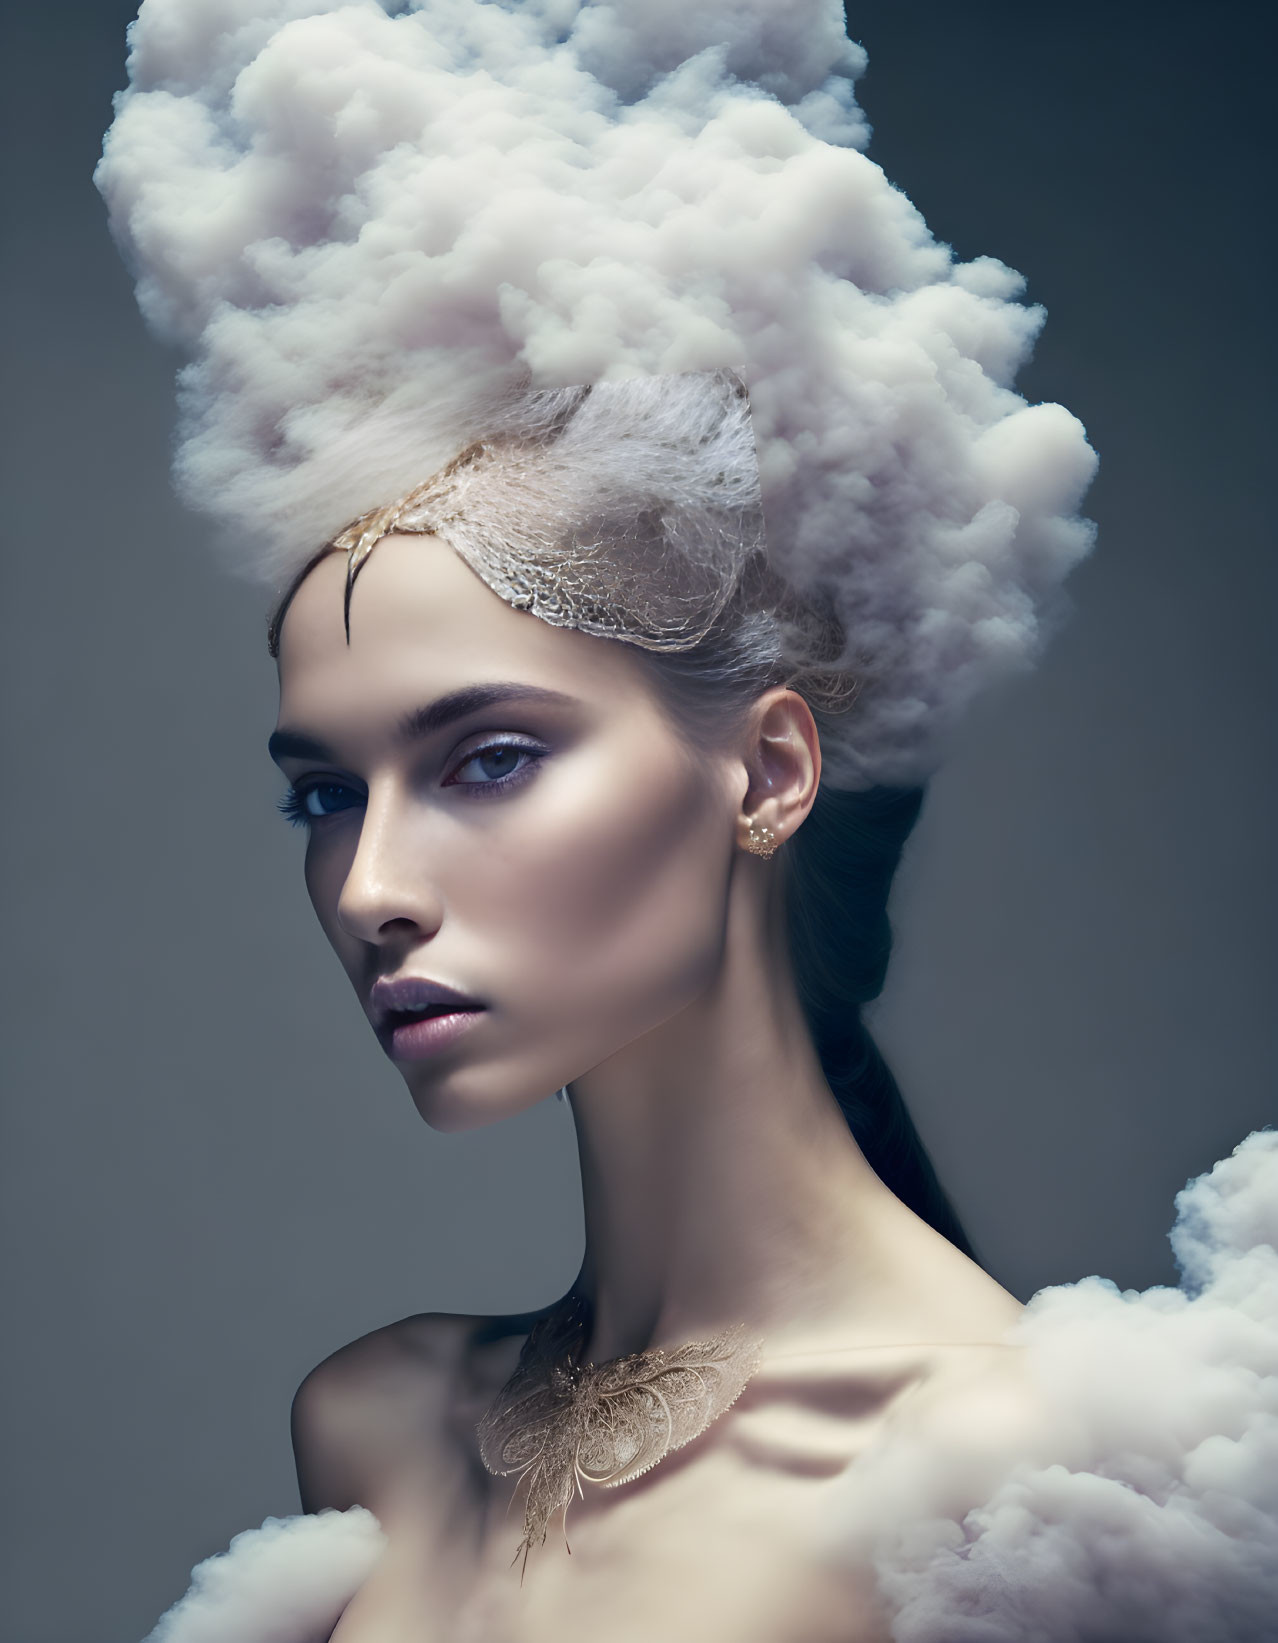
[303,833,358,965]
[460,748,732,1040]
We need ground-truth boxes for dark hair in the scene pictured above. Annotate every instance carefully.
[785,784,975,1259]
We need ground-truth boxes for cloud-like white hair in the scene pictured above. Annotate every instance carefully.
[97,0,1097,785]
[868,1130,1278,1641]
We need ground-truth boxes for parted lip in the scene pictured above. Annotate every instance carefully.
[369,974,486,1030]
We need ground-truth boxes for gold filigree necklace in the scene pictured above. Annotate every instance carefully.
[477,1289,762,1569]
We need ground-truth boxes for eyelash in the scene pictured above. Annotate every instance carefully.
[276,783,358,828]
[277,737,549,828]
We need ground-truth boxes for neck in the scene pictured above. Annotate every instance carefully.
[565,861,903,1364]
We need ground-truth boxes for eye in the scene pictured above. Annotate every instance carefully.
[444,738,547,794]
[277,780,363,827]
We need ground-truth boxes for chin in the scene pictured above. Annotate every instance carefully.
[400,1067,558,1134]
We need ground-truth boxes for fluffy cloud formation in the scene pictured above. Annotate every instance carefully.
[870,1130,1278,1641]
[97,0,1096,785]
[146,1507,385,1642]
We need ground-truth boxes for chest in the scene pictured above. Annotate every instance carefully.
[321,1334,958,1643]
[328,1445,890,1643]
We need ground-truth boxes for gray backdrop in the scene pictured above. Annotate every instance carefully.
[2,5,1273,1641]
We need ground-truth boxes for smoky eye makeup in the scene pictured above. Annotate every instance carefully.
[441,732,551,796]
[276,729,553,825]
[277,776,365,827]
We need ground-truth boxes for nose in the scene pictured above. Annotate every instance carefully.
[335,784,444,947]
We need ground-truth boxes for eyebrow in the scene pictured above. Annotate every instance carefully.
[268,682,577,766]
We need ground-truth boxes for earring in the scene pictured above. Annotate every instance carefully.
[742,816,779,859]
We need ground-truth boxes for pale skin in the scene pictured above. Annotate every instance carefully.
[271,534,1045,1643]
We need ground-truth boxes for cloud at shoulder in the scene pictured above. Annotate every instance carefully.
[872,1131,1278,1642]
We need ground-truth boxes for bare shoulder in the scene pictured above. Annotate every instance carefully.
[905,1339,1048,1444]
[291,1307,539,1514]
[866,1337,1059,1521]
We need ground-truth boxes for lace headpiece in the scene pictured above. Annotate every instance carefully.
[327,375,768,656]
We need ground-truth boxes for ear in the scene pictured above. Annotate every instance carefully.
[736,688,821,858]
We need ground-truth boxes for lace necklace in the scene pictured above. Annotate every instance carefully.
[476,1288,763,1569]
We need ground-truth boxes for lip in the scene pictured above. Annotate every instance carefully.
[387,1007,485,1061]
[369,974,488,1062]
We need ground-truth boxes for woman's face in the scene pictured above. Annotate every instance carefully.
[271,535,745,1130]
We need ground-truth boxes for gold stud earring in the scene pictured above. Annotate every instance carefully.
[742,816,778,859]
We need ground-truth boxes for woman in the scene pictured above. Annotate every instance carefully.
[257,375,1042,1641]
[94,3,1275,1639]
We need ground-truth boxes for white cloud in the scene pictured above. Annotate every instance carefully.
[146,1507,385,1642]
[97,0,1097,784]
[870,1131,1278,1641]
